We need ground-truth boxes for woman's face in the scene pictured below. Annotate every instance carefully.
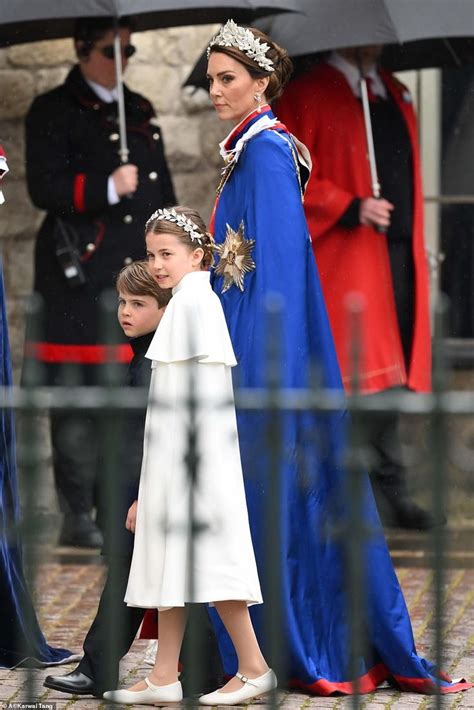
[207,51,269,124]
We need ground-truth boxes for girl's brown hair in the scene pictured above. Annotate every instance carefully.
[208,27,293,102]
[116,260,172,309]
[145,205,214,269]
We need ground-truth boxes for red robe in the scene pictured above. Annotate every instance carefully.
[276,63,431,393]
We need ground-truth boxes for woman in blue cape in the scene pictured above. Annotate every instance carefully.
[205,21,470,696]
[0,149,74,668]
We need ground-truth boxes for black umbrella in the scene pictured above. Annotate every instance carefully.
[250,0,474,76]
[0,0,300,163]
[0,0,301,47]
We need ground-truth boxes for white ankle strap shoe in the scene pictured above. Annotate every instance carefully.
[199,669,277,706]
[103,677,183,705]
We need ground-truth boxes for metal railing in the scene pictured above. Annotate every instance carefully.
[2,294,473,710]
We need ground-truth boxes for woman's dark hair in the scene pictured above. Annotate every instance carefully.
[73,16,135,57]
[209,27,293,102]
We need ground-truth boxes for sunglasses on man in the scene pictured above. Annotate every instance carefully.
[99,44,136,60]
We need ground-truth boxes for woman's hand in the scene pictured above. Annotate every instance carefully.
[126,500,138,533]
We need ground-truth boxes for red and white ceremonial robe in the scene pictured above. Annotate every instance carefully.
[276,62,431,394]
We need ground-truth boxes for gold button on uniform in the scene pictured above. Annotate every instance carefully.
[86,242,96,252]
[123,215,133,224]
[148,171,158,181]
[109,133,120,142]
[153,132,160,140]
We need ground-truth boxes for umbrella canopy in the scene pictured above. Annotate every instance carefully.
[253,0,474,72]
[184,0,474,87]
[252,0,474,54]
[0,0,301,47]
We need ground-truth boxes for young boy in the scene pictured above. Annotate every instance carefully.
[44,261,171,696]
[115,259,172,546]
[117,261,171,663]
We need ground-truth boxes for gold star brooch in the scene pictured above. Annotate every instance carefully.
[214,221,256,293]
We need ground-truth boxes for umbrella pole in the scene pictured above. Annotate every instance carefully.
[114,31,129,164]
[357,50,386,236]
[359,76,381,199]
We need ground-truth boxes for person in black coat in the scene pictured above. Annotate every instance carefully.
[24,16,177,548]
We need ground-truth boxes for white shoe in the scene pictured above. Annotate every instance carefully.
[199,669,277,706]
[103,677,182,705]
[143,639,158,666]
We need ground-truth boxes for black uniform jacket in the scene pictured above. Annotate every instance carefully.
[24,66,176,382]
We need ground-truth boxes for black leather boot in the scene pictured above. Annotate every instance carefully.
[58,513,103,548]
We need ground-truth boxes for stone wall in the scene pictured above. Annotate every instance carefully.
[0,25,225,378]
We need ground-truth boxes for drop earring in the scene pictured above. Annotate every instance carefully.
[254,93,262,112]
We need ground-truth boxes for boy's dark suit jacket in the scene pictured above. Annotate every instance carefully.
[74,331,154,691]
[101,331,152,557]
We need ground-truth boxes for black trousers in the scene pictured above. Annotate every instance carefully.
[77,556,144,691]
[361,395,411,504]
[50,412,101,515]
[367,239,415,507]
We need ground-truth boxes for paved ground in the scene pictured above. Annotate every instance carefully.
[0,531,473,710]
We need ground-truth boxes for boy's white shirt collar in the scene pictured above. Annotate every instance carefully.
[85,77,118,103]
[327,51,387,100]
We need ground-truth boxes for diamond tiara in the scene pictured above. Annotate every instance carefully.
[207,19,274,73]
[146,208,205,244]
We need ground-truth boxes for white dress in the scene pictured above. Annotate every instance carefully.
[125,271,262,610]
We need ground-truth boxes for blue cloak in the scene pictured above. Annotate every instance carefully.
[0,259,73,668]
[210,108,469,695]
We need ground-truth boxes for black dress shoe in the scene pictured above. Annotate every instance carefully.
[391,500,446,531]
[377,494,446,530]
[372,479,446,531]
[58,513,103,548]
[44,669,102,697]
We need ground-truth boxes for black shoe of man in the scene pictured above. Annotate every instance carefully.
[43,669,103,697]
[376,492,446,530]
[58,513,103,548]
[391,499,446,530]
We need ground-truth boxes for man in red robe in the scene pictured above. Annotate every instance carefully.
[276,46,434,529]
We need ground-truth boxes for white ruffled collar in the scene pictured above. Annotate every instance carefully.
[219,113,279,166]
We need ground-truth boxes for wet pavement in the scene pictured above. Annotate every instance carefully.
[0,531,473,710]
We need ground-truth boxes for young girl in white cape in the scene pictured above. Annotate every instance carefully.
[104,206,276,706]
